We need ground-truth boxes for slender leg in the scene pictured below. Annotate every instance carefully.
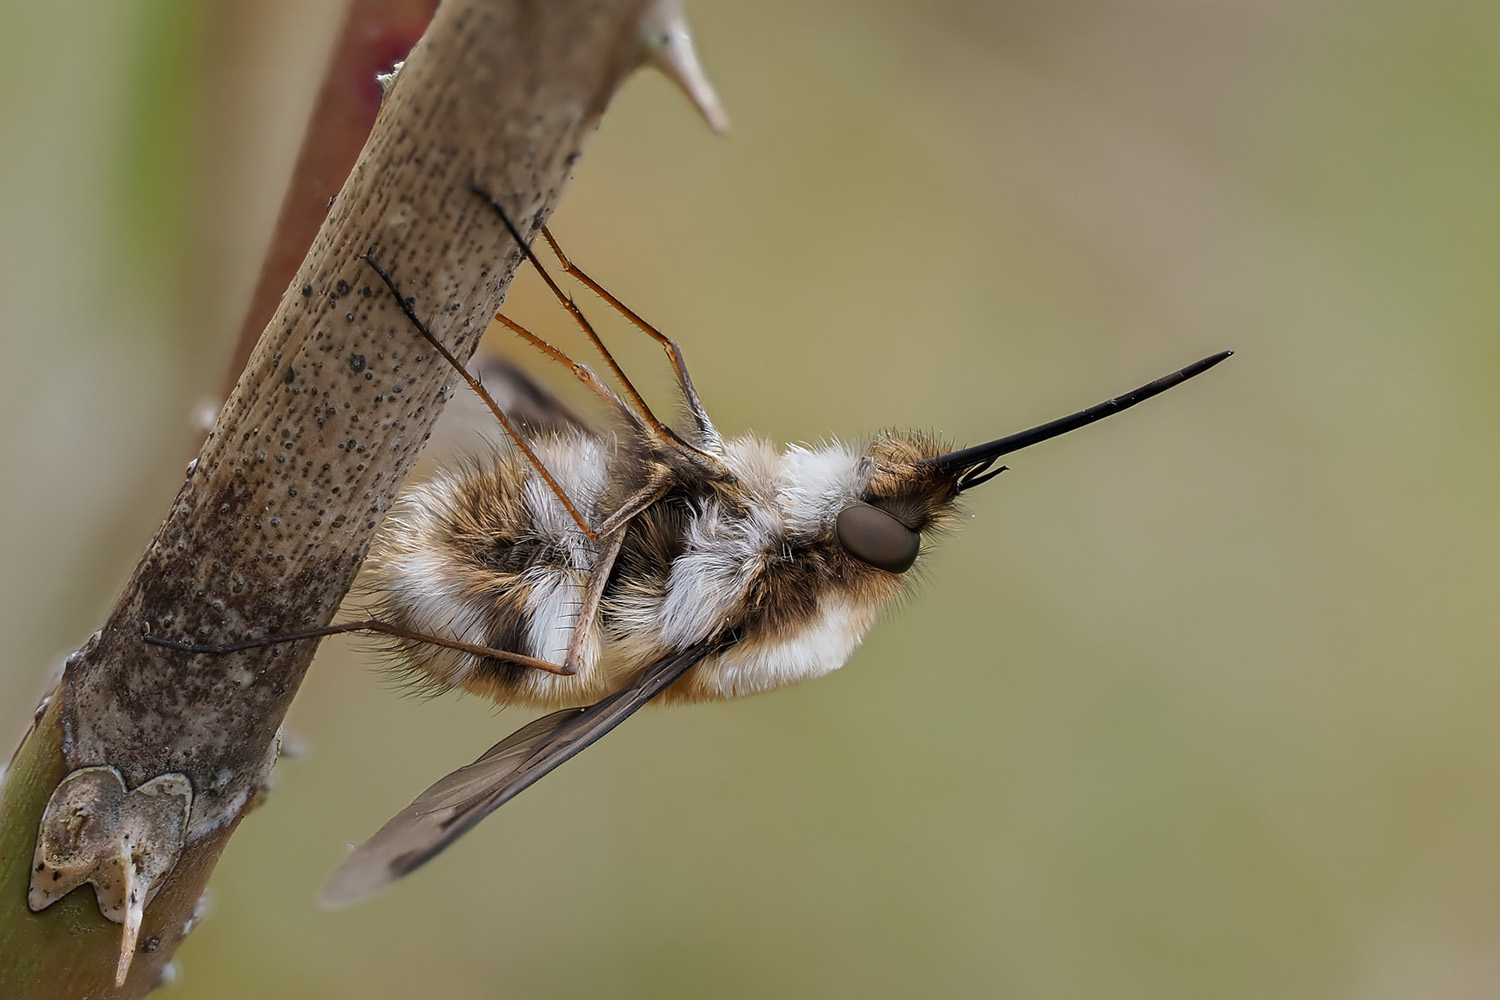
[470,185,724,473]
[561,530,626,673]
[593,475,676,539]
[491,313,641,432]
[539,226,720,451]
[363,252,600,542]
[356,247,692,680]
[144,618,579,676]
[151,254,692,680]
[558,473,674,671]
[146,477,674,680]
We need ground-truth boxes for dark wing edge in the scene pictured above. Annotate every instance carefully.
[476,357,593,436]
[318,639,722,908]
[422,356,595,466]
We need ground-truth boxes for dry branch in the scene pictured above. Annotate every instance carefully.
[0,0,723,995]
[218,0,442,401]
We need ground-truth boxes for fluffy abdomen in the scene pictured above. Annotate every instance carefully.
[368,432,906,708]
[366,433,638,707]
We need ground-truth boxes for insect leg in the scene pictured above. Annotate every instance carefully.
[470,185,725,473]
[538,226,721,452]
[362,251,602,542]
[560,529,625,674]
[559,473,676,671]
[143,619,579,676]
[491,313,642,432]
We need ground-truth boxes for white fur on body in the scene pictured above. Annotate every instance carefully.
[371,430,901,708]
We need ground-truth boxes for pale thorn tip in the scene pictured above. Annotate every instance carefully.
[640,0,730,134]
[115,855,142,987]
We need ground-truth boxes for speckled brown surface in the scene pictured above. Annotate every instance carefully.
[64,0,660,840]
[1,2,670,995]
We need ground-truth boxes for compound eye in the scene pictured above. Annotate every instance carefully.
[835,503,920,574]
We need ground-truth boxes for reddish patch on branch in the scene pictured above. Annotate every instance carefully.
[223,0,441,398]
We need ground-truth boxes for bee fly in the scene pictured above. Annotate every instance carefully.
[150,186,1230,905]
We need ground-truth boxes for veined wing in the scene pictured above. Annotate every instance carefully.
[320,638,722,907]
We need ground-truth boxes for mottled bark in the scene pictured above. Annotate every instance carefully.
[0,1,721,995]
[218,0,442,402]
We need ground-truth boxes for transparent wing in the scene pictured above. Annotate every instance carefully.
[424,355,594,464]
[319,639,720,907]
[478,357,593,435]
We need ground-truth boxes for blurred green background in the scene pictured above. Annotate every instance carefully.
[3,1,1498,997]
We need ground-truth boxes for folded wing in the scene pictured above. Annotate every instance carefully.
[320,638,722,906]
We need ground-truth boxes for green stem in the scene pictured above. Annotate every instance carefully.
[0,695,243,997]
